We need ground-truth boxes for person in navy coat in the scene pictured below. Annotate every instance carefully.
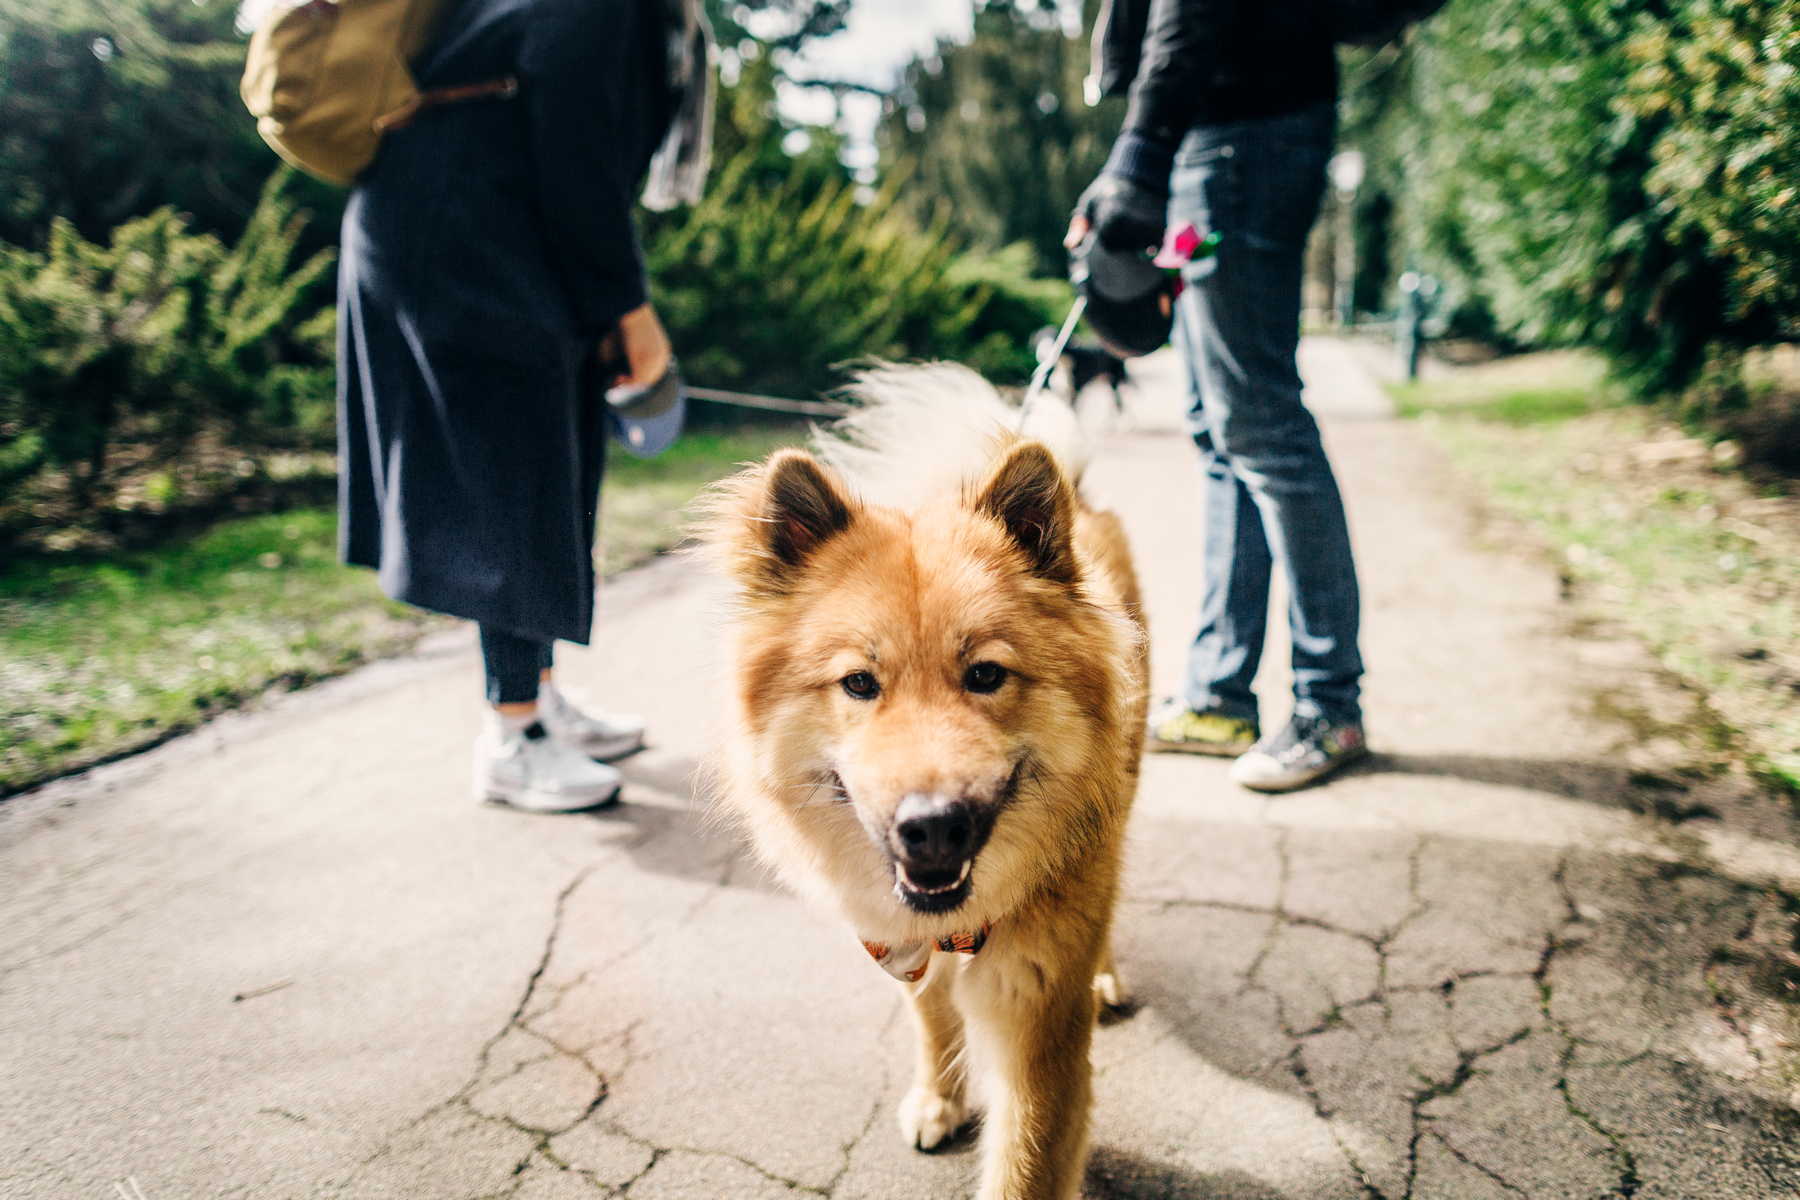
[337,0,705,810]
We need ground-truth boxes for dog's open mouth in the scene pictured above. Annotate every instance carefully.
[893,857,975,912]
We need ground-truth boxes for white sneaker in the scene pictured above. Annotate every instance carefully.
[475,720,622,812]
[538,685,646,762]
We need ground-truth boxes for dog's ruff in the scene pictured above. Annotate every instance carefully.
[701,363,1148,1200]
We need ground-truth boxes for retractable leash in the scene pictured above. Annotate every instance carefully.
[610,224,1222,442]
[602,353,687,459]
[1018,293,1089,431]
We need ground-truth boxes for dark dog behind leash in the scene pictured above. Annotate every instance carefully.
[1031,327,1131,414]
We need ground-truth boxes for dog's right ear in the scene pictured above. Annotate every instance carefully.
[761,450,854,568]
[697,449,855,593]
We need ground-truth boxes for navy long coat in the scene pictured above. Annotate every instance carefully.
[338,0,669,645]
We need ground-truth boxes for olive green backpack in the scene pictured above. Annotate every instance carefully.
[241,0,510,186]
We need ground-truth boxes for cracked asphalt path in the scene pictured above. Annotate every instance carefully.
[4,340,1798,1199]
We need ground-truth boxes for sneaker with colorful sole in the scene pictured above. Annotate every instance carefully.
[1229,712,1369,793]
[1146,698,1261,757]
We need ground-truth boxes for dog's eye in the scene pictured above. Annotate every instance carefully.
[841,671,880,700]
[963,662,1007,694]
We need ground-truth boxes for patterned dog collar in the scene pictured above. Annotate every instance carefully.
[861,922,993,983]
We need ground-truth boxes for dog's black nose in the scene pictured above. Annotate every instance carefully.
[890,793,975,873]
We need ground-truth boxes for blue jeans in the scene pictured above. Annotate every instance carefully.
[1169,101,1363,726]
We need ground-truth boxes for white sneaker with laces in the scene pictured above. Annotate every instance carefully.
[538,685,646,762]
[475,720,622,812]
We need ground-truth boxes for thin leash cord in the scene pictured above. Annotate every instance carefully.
[659,296,1089,426]
[683,385,849,418]
[1018,294,1087,432]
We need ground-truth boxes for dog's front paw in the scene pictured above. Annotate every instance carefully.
[898,1084,966,1152]
[1093,969,1127,1010]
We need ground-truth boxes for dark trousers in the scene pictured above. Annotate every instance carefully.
[1169,100,1364,725]
[480,624,553,704]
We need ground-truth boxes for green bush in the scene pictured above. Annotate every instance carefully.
[0,0,284,249]
[1621,0,1800,326]
[0,172,334,532]
[1346,0,1798,401]
[939,242,1076,380]
[646,152,1066,401]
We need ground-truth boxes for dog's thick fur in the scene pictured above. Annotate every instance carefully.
[700,365,1148,1199]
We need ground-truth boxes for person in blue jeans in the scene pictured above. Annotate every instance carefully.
[1071,0,1368,791]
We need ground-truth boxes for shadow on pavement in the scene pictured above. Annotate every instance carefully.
[1086,1146,1292,1200]
[1350,751,1722,822]
[576,753,785,894]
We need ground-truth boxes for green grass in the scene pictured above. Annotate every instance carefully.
[1395,351,1800,797]
[1392,382,1599,426]
[0,423,804,796]
[599,426,800,571]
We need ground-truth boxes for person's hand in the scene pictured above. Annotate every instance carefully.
[600,302,672,390]
[1066,173,1167,255]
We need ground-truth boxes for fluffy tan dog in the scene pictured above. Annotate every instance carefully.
[701,366,1147,1200]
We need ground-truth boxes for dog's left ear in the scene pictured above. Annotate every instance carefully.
[974,441,1078,584]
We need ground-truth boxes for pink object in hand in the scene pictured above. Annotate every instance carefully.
[1154,223,1205,269]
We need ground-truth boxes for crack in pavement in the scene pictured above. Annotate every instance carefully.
[1399,1026,1534,1198]
[1224,841,1636,1200]
[1536,855,1642,1200]
[345,781,1793,1200]
[1143,896,1381,949]
[340,849,805,1199]
[819,996,905,1197]
[584,991,902,1197]
[461,846,826,1198]
[341,864,607,1193]
[1236,827,1293,1000]
[1426,1128,1530,1197]
[610,1140,829,1197]
[1126,824,1798,1199]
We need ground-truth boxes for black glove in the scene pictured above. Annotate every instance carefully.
[1075,128,1178,254]
[1074,173,1167,254]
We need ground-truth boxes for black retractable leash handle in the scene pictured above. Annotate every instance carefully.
[1023,223,1221,431]
[1067,222,1221,363]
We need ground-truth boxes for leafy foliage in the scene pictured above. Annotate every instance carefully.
[0,0,1072,551]
[700,52,858,202]
[1621,0,1800,324]
[878,0,1121,275]
[648,152,1065,399]
[0,173,334,533]
[0,0,294,248]
[1347,0,1799,399]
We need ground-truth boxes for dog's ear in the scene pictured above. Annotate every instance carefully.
[973,441,1078,584]
[760,449,855,570]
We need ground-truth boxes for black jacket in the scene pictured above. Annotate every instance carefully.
[337,0,672,644]
[1093,0,1337,143]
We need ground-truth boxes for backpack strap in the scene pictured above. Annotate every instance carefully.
[373,75,520,134]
